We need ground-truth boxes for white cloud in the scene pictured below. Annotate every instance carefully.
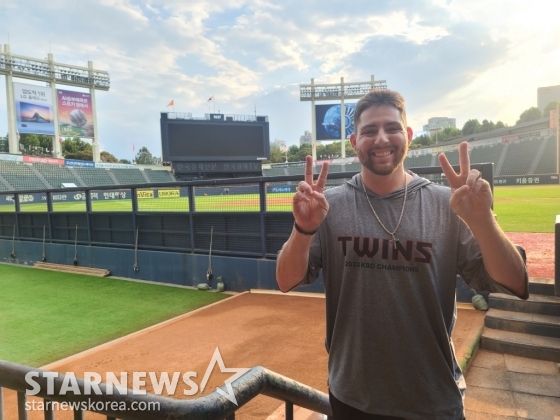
[0,0,558,160]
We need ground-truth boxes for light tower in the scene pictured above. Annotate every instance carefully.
[0,44,110,162]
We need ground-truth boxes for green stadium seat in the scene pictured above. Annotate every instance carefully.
[111,168,147,185]
[144,169,175,183]
[73,167,116,187]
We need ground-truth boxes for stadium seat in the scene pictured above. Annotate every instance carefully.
[0,161,47,190]
[500,137,542,176]
[144,169,176,183]
[111,168,148,185]
[533,136,557,175]
[73,167,116,187]
[34,163,82,188]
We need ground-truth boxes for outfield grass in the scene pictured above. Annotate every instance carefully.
[0,264,230,366]
[0,194,294,212]
[493,185,560,233]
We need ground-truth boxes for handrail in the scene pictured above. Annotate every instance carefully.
[0,360,332,420]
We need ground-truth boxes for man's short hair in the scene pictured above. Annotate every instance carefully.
[353,89,407,132]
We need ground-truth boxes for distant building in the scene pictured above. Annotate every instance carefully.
[271,139,287,152]
[537,85,560,111]
[299,130,312,146]
[423,117,456,132]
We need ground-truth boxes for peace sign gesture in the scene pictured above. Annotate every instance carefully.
[438,142,493,224]
[293,156,330,234]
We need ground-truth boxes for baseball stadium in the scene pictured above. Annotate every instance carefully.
[0,46,559,420]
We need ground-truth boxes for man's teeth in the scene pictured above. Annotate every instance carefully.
[373,150,392,157]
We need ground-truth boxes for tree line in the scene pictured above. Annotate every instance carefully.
[17,134,162,165]
[411,101,559,149]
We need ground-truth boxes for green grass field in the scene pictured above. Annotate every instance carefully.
[0,194,295,212]
[0,264,230,366]
[493,185,560,233]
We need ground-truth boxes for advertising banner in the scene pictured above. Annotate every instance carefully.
[57,89,95,138]
[315,103,356,141]
[0,154,23,162]
[23,156,64,165]
[13,82,55,135]
[0,194,15,205]
[157,189,180,198]
[95,162,136,169]
[137,190,155,199]
[65,159,95,168]
[493,174,559,186]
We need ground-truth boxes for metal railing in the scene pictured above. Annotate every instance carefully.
[0,360,332,420]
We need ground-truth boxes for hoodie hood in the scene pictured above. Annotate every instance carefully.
[345,172,432,200]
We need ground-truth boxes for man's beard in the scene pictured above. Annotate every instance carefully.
[357,143,408,176]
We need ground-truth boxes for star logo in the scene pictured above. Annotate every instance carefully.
[199,348,250,406]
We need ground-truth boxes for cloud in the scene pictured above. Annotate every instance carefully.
[0,0,558,160]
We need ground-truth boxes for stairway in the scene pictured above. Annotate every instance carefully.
[481,278,560,362]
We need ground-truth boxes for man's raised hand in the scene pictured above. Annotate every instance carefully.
[438,142,493,224]
[293,155,330,233]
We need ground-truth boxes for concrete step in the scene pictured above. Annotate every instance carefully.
[481,328,560,362]
[528,278,556,296]
[266,403,327,420]
[484,308,560,338]
[488,293,560,316]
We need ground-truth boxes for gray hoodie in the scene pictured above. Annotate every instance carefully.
[301,173,523,419]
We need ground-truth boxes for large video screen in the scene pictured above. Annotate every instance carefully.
[161,115,270,161]
[315,103,356,141]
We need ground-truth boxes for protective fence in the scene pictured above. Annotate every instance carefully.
[0,164,493,260]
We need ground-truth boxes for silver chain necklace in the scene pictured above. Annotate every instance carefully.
[361,172,408,250]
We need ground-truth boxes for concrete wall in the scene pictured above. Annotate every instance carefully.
[0,239,325,294]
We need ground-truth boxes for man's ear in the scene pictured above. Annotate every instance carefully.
[406,127,413,145]
[350,133,357,149]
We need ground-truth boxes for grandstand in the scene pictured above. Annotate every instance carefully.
[33,163,82,188]
[111,168,148,185]
[0,158,176,191]
[0,161,47,190]
[145,168,175,183]
[264,133,558,179]
[73,167,115,187]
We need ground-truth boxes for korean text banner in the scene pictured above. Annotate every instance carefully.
[13,82,55,135]
[57,89,95,138]
[315,103,356,141]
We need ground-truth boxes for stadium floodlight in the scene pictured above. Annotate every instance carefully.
[1,44,110,162]
[300,75,387,162]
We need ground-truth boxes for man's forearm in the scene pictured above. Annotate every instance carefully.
[468,213,528,299]
[276,227,315,292]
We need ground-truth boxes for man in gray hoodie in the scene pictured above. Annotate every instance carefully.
[276,89,528,420]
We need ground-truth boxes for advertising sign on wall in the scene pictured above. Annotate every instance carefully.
[13,82,55,135]
[0,154,23,162]
[95,162,136,169]
[23,156,64,165]
[315,103,356,141]
[57,89,95,138]
[65,159,95,168]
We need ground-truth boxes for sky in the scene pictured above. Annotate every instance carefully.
[0,0,559,162]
